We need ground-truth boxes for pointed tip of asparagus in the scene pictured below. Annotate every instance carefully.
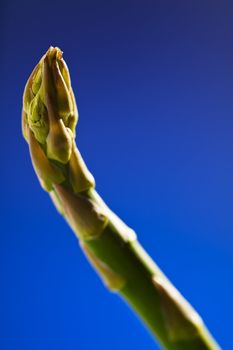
[45,46,63,60]
[22,47,78,164]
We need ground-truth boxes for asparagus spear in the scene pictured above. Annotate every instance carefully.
[22,47,221,350]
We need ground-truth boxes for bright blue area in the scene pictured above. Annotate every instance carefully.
[1,1,233,349]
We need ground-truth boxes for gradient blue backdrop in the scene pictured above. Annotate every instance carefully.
[1,1,233,349]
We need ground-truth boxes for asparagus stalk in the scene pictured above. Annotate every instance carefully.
[22,47,221,350]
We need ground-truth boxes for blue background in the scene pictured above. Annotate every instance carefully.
[1,1,233,349]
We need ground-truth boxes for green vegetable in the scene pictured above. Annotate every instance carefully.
[22,47,221,350]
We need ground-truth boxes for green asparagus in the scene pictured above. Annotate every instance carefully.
[22,47,221,350]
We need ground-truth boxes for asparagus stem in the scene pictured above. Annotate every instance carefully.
[82,210,219,350]
[22,47,221,350]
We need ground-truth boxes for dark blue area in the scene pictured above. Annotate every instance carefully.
[1,1,233,349]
